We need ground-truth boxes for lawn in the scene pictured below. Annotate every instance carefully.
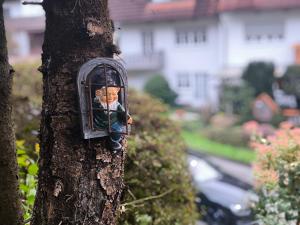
[182,130,256,164]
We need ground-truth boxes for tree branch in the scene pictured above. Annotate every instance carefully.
[22,1,43,5]
[121,189,174,207]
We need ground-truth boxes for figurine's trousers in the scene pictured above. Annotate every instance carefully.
[110,122,125,143]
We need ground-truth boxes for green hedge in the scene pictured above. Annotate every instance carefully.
[201,126,249,148]
[119,91,197,225]
[242,61,275,97]
[144,75,177,106]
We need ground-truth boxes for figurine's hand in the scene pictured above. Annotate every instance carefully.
[127,117,133,124]
[95,89,102,97]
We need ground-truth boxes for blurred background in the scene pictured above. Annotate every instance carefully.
[4,0,300,224]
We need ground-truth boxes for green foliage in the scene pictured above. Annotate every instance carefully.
[119,91,197,225]
[256,187,299,225]
[253,124,300,225]
[12,61,41,222]
[201,126,249,148]
[281,65,300,98]
[219,82,255,122]
[17,140,39,222]
[270,113,285,127]
[242,61,275,97]
[182,131,255,164]
[181,119,204,133]
[13,60,42,106]
[12,61,42,146]
[144,75,178,106]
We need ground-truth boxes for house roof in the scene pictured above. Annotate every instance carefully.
[109,0,300,23]
[218,0,300,12]
[108,0,218,23]
[282,109,300,117]
[5,16,44,32]
[255,93,279,113]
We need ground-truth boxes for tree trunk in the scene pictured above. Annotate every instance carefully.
[0,1,23,225]
[31,1,124,225]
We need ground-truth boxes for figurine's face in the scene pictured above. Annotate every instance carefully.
[96,87,120,104]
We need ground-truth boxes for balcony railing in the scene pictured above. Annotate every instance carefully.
[118,52,164,72]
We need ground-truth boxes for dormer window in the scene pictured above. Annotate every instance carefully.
[245,22,285,42]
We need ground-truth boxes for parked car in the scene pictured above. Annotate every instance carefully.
[187,151,257,225]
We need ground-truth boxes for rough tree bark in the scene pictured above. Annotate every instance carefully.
[0,1,23,224]
[31,1,124,225]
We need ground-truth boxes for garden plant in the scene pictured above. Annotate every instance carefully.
[252,122,300,225]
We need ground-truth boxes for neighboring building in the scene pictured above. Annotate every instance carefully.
[4,0,300,108]
[109,0,300,108]
[109,0,220,108]
[282,109,300,126]
[4,0,44,58]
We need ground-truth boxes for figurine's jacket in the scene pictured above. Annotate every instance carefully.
[92,100,127,129]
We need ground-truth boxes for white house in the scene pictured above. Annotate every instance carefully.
[109,0,300,108]
[4,0,300,109]
[3,0,44,57]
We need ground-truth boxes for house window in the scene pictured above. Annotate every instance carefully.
[245,22,284,42]
[142,31,154,55]
[176,29,206,45]
[195,73,208,98]
[29,32,44,54]
[177,73,190,88]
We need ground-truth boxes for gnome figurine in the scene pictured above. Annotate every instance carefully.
[93,86,132,152]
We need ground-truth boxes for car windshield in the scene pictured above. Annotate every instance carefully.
[188,155,221,183]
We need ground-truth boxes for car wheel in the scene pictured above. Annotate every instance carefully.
[205,207,230,225]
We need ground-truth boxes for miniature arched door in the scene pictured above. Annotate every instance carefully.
[77,58,128,139]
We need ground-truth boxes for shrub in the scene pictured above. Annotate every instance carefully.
[219,82,255,122]
[17,140,39,222]
[242,121,275,140]
[10,61,41,223]
[201,126,249,148]
[252,122,300,225]
[12,61,42,146]
[242,61,275,97]
[144,75,177,106]
[13,60,42,106]
[118,90,197,225]
[281,65,300,106]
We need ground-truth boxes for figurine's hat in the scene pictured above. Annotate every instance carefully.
[90,65,121,87]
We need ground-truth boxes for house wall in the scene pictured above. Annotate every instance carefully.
[118,19,220,108]
[13,31,30,56]
[118,9,300,108]
[220,9,300,72]
[4,1,44,57]
[4,1,44,18]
